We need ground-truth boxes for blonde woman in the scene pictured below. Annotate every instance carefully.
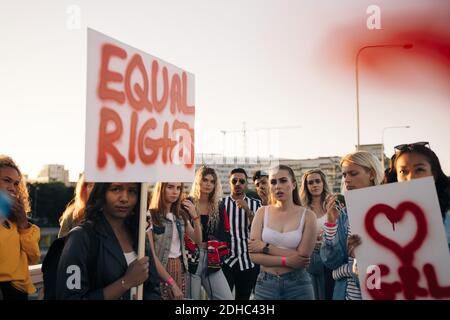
[148,182,202,299]
[188,166,233,300]
[320,151,383,300]
[58,174,94,238]
[300,169,334,299]
[0,155,40,300]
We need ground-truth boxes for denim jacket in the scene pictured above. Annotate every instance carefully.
[152,214,188,271]
[320,208,359,300]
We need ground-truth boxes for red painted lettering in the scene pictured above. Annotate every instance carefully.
[97,107,126,169]
[151,60,169,113]
[97,44,127,104]
[124,54,152,111]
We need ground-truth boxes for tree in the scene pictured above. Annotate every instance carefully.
[28,183,74,228]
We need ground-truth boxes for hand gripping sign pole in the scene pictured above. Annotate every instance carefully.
[136,182,149,300]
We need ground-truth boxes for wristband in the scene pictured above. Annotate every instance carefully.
[166,277,175,286]
[281,256,287,267]
[192,215,200,221]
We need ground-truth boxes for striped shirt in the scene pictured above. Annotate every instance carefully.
[323,222,362,300]
[223,195,261,271]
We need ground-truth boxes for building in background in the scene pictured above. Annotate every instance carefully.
[36,164,70,186]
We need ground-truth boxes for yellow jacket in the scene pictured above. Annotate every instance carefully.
[0,220,41,294]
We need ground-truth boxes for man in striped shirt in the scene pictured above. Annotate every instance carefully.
[222,168,261,300]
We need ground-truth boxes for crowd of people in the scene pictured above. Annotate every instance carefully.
[0,142,449,300]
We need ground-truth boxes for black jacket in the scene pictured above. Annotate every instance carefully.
[56,214,160,300]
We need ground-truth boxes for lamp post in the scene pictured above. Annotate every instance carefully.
[381,125,410,171]
[355,43,413,151]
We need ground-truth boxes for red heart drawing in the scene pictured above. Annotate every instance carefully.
[365,201,428,265]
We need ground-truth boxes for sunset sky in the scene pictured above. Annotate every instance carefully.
[1,0,449,181]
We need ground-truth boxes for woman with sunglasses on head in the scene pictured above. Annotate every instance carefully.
[148,182,202,299]
[187,166,233,300]
[0,155,40,300]
[249,165,317,300]
[320,151,384,300]
[300,169,334,299]
[387,142,450,249]
[56,182,160,300]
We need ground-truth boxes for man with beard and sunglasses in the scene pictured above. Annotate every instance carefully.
[221,168,261,300]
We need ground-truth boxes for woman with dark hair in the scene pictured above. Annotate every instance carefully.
[249,165,317,300]
[0,155,40,300]
[388,142,450,248]
[56,182,160,300]
[300,169,334,299]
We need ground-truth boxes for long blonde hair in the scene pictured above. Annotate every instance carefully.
[340,151,384,187]
[149,182,185,227]
[299,168,330,208]
[189,166,223,231]
[0,155,31,217]
[59,174,92,225]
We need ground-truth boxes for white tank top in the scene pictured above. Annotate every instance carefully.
[261,206,306,250]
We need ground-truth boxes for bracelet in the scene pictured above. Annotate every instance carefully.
[192,215,200,221]
[166,277,175,286]
[281,256,287,267]
[120,278,129,290]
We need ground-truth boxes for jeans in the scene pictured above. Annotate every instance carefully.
[222,262,259,300]
[189,248,233,300]
[255,269,314,300]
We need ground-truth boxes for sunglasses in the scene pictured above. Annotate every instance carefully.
[307,179,322,185]
[394,141,430,152]
[231,178,246,185]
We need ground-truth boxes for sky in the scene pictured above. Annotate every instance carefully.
[1,0,449,182]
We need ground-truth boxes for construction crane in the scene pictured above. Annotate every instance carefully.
[220,123,302,161]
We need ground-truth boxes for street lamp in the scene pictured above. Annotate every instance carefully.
[355,43,413,151]
[381,125,410,171]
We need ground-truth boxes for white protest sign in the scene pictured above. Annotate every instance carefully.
[345,177,450,300]
[85,28,195,182]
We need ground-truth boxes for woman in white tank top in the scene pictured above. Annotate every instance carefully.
[248,165,317,300]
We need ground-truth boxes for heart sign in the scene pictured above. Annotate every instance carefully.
[365,201,428,265]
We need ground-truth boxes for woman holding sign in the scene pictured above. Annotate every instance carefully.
[56,182,160,300]
[387,142,450,249]
[0,155,40,300]
[148,182,202,299]
[320,151,383,300]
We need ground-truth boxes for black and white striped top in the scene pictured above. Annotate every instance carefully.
[223,195,261,271]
